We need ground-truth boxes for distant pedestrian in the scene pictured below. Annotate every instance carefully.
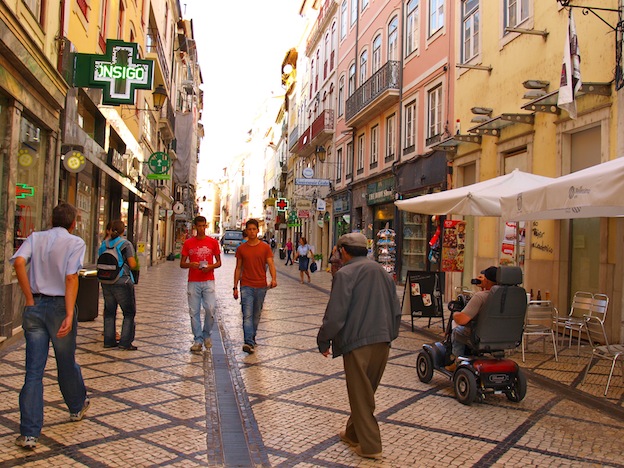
[317,233,401,460]
[180,216,222,353]
[285,238,293,265]
[233,219,277,354]
[270,236,276,251]
[294,237,313,284]
[98,219,138,350]
[11,203,90,450]
[328,244,343,278]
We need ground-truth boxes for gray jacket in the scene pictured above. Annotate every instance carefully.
[317,255,401,357]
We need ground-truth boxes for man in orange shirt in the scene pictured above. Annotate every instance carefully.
[233,219,277,354]
[180,216,221,353]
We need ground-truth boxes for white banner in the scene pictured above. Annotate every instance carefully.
[316,198,326,211]
[557,9,582,119]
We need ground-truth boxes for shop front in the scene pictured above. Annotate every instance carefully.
[394,151,447,283]
[332,191,350,245]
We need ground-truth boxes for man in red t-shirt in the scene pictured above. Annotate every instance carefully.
[180,216,221,353]
[233,219,277,354]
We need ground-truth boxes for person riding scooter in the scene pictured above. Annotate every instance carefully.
[446,266,498,371]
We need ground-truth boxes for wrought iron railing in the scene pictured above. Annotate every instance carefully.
[345,61,400,122]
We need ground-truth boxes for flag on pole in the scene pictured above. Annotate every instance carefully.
[557,9,582,118]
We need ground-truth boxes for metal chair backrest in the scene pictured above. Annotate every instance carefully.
[568,291,593,319]
[583,315,609,347]
[526,300,556,328]
[590,294,609,324]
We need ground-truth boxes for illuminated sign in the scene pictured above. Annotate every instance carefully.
[16,183,35,199]
[74,40,154,106]
[147,152,170,174]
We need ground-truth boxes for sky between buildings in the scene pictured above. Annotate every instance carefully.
[183,0,306,181]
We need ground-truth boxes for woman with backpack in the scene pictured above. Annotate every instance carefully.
[97,219,138,350]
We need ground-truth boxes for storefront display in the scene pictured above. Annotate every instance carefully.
[441,220,466,272]
[401,212,428,281]
[376,225,396,274]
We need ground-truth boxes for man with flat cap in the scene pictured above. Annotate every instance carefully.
[317,233,401,460]
[447,266,498,371]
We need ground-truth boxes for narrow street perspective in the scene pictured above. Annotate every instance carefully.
[0,256,622,467]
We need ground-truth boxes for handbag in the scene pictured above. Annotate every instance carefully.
[307,247,314,259]
[310,261,318,273]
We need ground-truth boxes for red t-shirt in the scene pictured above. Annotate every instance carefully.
[235,241,272,288]
[181,236,221,282]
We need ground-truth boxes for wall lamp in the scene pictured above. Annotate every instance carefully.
[125,85,168,112]
[315,145,327,163]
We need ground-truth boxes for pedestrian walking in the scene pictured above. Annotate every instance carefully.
[97,219,138,350]
[328,244,343,278]
[294,236,313,284]
[10,203,90,450]
[284,238,293,265]
[317,233,401,460]
[233,219,277,354]
[180,216,222,353]
[101,221,121,342]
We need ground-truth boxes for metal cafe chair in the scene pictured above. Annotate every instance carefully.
[581,315,624,396]
[555,291,593,355]
[522,300,558,362]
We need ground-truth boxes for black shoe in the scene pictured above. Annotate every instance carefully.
[103,344,118,348]
[118,345,138,351]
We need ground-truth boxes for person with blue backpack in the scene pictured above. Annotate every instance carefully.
[97,219,138,350]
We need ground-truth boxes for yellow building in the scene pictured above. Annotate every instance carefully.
[451,1,621,341]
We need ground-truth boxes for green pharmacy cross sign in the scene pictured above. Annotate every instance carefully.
[74,40,154,106]
[146,152,171,180]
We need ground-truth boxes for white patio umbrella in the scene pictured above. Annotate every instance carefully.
[395,169,554,216]
[501,157,624,221]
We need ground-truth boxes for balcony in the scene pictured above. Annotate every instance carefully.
[159,101,176,141]
[146,28,170,86]
[345,61,400,127]
[288,126,299,151]
[294,109,334,158]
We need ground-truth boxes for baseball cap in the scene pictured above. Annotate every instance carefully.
[337,233,367,249]
[481,266,498,283]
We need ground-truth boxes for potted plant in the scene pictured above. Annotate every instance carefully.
[313,253,323,270]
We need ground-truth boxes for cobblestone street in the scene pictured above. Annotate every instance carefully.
[0,255,622,467]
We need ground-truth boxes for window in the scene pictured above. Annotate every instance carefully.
[24,0,42,22]
[348,63,356,96]
[462,0,479,62]
[338,76,345,116]
[386,114,396,160]
[372,35,382,72]
[340,1,348,39]
[77,0,89,18]
[336,148,343,182]
[350,0,357,25]
[388,17,398,61]
[331,23,337,69]
[117,0,125,39]
[324,34,330,79]
[427,85,443,141]
[505,0,529,28]
[406,0,419,56]
[429,0,444,36]
[370,125,379,167]
[404,100,417,150]
[357,134,365,173]
[359,50,368,84]
[346,142,354,179]
[362,0,369,9]
[99,0,109,50]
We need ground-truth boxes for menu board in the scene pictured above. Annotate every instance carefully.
[441,220,466,272]
[402,271,445,318]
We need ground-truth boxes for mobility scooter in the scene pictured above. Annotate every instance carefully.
[416,266,528,405]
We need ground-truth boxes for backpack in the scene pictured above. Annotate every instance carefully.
[97,238,127,284]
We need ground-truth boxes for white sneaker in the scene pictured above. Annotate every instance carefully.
[70,398,90,422]
[15,435,38,449]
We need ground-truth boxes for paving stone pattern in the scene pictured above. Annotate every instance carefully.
[0,256,622,467]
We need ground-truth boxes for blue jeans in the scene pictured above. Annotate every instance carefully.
[240,286,267,346]
[285,250,293,265]
[102,280,136,348]
[451,325,472,358]
[187,281,216,344]
[20,296,87,437]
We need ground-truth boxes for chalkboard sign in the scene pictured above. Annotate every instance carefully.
[402,271,445,331]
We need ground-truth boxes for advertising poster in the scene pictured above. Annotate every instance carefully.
[441,220,465,272]
[500,222,526,266]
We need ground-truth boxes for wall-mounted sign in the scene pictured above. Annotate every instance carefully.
[295,178,331,186]
[148,151,170,174]
[63,150,87,173]
[275,198,289,211]
[16,183,35,199]
[296,199,312,209]
[302,167,314,178]
[17,148,35,167]
[74,40,154,106]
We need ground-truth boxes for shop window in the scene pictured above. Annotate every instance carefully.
[15,116,47,251]
[24,0,43,23]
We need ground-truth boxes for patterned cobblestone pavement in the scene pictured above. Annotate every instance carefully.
[0,255,622,467]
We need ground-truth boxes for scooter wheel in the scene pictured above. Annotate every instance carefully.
[454,368,477,405]
[506,368,527,402]
[416,350,434,383]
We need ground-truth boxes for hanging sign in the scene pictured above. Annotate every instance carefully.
[73,40,154,105]
[276,198,289,211]
[63,150,87,173]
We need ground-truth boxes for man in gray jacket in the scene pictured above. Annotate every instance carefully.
[317,232,401,460]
